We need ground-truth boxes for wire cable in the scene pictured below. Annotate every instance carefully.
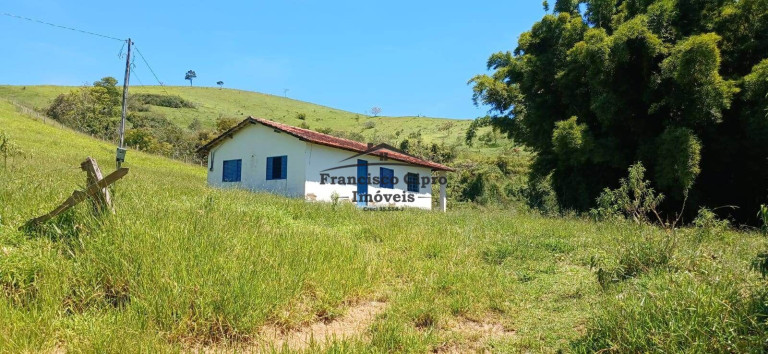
[1,12,125,42]
[133,46,169,93]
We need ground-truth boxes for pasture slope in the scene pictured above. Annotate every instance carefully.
[1,100,768,352]
[0,85,473,147]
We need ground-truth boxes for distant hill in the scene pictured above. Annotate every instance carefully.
[0,85,475,148]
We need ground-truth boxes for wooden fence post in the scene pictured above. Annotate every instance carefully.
[20,167,128,230]
[80,157,113,213]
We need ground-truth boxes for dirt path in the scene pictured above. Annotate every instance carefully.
[254,300,387,352]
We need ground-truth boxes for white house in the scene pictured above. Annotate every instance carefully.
[197,117,454,211]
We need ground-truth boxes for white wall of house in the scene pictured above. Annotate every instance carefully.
[207,124,307,197]
[206,123,436,210]
[303,143,434,209]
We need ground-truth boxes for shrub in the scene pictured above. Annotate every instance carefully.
[0,131,23,169]
[590,162,664,224]
[299,122,309,129]
[758,204,768,234]
[132,93,195,108]
[46,80,121,140]
[693,207,730,239]
[216,116,240,133]
[188,118,202,131]
[362,121,376,130]
[437,121,454,131]
[296,112,307,120]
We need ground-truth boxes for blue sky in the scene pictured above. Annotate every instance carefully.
[1,1,544,119]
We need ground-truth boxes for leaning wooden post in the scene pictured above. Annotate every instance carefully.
[20,167,129,230]
[81,157,113,213]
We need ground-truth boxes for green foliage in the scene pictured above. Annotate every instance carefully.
[693,207,730,240]
[758,204,768,234]
[553,0,578,13]
[594,233,674,288]
[0,131,23,169]
[472,0,768,223]
[464,116,492,147]
[657,33,737,126]
[45,78,121,140]
[296,112,306,120]
[590,162,664,223]
[131,93,195,108]
[215,116,239,133]
[551,116,590,164]
[184,70,197,86]
[654,126,701,196]
[188,117,202,131]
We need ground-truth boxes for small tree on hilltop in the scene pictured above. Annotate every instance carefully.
[217,81,224,90]
[370,106,382,117]
[185,70,197,86]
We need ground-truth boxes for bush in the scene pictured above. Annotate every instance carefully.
[758,204,768,234]
[590,162,664,224]
[132,94,195,108]
[296,112,307,120]
[693,207,730,239]
[46,79,121,140]
[0,131,23,169]
[216,117,240,133]
[362,121,376,130]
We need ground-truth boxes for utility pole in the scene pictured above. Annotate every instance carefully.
[117,38,131,169]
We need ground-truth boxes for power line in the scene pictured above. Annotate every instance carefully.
[133,46,169,93]
[130,64,145,86]
[1,12,125,42]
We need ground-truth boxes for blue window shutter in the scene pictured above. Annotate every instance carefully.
[280,156,287,179]
[266,157,274,180]
[406,173,419,192]
[380,167,394,188]
[222,159,242,182]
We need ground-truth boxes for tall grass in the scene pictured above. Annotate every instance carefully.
[1,101,768,352]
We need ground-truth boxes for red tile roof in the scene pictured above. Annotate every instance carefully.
[197,117,454,172]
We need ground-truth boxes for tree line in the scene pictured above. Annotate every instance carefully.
[44,78,240,163]
[471,0,768,223]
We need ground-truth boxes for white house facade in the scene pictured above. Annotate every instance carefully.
[198,117,453,211]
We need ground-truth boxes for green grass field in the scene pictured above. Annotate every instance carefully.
[2,100,768,353]
[0,85,477,148]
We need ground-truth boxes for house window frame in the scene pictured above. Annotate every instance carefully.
[380,167,395,189]
[405,172,419,193]
[266,155,288,180]
[222,159,242,182]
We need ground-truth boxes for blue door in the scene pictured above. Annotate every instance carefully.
[357,159,368,206]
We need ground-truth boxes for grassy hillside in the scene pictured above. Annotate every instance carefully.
[2,102,768,352]
[0,85,480,148]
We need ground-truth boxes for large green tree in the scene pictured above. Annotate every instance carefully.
[471,0,768,222]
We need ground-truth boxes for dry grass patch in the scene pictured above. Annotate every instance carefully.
[434,315,516,353]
